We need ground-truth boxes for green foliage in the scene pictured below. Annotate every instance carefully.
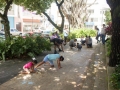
[15,0,54,14]
[106,38,111,57]
[110,64,120,89]
[67,28,96,40]
[104,10,112,24]
[0,36,52,61]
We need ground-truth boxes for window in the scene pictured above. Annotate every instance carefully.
[91,18,93,22]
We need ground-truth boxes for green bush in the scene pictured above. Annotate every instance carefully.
[67,28,96,40]
[110,64,120,89]
[0,36,52,61]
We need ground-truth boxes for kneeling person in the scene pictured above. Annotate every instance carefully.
[76,43,82,50]
[69,39,77,49]
[35,54,64,69]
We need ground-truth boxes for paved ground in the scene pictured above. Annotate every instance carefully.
[0,38,107,90]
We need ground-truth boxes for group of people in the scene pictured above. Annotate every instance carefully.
[21,54,64,74]
[22,26,106,74]
[21,28,69,74]
[80,36,93,48]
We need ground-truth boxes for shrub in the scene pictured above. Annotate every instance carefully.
[67,28,96,40]
[0,36,52,61]
[110,64,120,89]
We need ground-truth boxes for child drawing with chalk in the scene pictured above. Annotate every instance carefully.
[21,58,38,74]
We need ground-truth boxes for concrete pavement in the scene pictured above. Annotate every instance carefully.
[0,38,100,90]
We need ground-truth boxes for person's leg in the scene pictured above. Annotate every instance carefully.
[35,61,45,68]
[101,34,105,44]
[64,36,67,45]
[54,45,57,54]
[96,35,98,43]
[60,44,64,52]
[35,55,49,68]
[22,67,30,74]
[48,60,54,68]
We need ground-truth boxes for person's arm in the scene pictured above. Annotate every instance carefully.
[30,66,35,73]
[57,59,62,69]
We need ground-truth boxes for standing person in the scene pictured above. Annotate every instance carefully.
[21,58,38,74]
[50,33,57,40]
[69,39,77,49]
[101,24,106,45]
[55,31,60,39]
[35,54,64,69]
[95,26,101,43]
[51,38,64,54]
[63,28,68,45]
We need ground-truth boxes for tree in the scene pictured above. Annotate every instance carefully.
[61,0,96,28]
[19,0,65,33]
[104,10,111,24]
[106,0,120,67]
[0,0,13,39]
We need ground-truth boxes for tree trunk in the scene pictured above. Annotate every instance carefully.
[107,0,120,67]
[1,15,11,39]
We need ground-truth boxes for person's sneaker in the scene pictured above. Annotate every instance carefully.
[59,49,62,52]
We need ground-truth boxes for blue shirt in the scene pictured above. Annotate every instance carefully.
[47,54,60,61]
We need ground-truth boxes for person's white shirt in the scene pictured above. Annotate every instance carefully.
[63,30,68,37]
[101,26,106,34]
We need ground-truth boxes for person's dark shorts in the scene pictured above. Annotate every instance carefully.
[52,38,63,45]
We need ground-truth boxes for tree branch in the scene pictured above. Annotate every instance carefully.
[59,0,64,6]
[42,12,60,30]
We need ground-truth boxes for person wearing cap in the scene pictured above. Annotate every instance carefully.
[21,58,38,74]
[35,54,64,69]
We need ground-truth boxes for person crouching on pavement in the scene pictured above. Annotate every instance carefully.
[76,43,82,50]
[21,58,38,74]
[69,39,77,49]
[35,54,64,69]
[87,36,93,48]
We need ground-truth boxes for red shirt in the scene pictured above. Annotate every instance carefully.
[23,62,33,69]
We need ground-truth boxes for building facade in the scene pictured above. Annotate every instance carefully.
[85,0,110,30]
[0,4,43,32]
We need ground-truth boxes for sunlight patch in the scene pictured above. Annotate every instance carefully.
[54,77,60,81]
[23,74,31,80]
